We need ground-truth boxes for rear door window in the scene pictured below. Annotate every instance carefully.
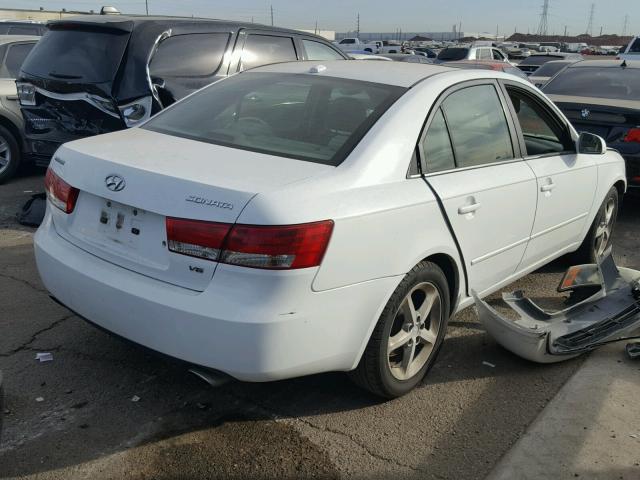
[240,34,297,70]
[302,39,344,60]
[442,84,514,168]
[629,38,640,53]
[149,33,230,77]
[2,42,35,78]
[20,27,130,83]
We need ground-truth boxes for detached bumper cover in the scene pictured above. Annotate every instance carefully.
[473,252,640,363]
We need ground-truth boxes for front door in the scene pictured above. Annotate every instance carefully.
[501,83,597,268]
[421,82,537,295]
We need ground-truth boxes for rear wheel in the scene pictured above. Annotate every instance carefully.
[349,261,450,398]
[0,125,20,184]
[573,186,619,264]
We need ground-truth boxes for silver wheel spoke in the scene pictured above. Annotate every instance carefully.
[388,329,412,353]
[417,291,436,321]
[0,137,10,173]
[0,143,8,154]
[400,341,416,373]
[419,328,437,345]
[402,295,418,325]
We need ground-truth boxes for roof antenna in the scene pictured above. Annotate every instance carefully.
[621,60,627,68]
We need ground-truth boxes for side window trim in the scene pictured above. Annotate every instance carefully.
[498,79,576,158]
[415,79,523,177]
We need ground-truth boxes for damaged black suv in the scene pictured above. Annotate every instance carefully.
[16,15,347,169]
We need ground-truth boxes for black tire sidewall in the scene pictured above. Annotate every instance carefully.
[376,264,450,397]
[0,124,20,184]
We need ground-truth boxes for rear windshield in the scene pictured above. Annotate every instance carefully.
[437,48,469,61]
[20,26,129,83]
[522,55,563,66]
[144,72,405,166]
[544,66,640,100]
[533,61,570,77]
[629,38,640,53]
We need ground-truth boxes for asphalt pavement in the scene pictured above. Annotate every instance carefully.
[1,167,638,479]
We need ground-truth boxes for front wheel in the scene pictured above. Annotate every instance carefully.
[573,186,619,264]
[0,125,20,184]
[349,261,450,398]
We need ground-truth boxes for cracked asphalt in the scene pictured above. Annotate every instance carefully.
[1,167,639,480]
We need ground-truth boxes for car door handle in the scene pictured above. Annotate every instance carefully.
[540,182,556,192]
[458,202,481,215]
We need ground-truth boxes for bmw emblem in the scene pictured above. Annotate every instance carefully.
[580,108,591,120]
[105,174,126,192]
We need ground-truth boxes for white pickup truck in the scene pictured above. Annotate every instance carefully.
[336,38,382,54]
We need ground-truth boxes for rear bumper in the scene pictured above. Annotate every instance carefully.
[34,210,399,382]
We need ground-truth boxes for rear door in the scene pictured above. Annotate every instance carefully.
[420,81,537,295]
[500,81,597,267]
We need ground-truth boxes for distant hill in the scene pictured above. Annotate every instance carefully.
[506,33,632,47]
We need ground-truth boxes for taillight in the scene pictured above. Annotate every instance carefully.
[166,218,231,261]
[166,218,334,270]
[623,128,640,143]
[44,168,79,214]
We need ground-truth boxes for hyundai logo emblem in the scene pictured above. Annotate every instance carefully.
[105,174,126,192]
[581,108,591,120]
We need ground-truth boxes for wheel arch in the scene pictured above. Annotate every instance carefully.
[422,252,460,316]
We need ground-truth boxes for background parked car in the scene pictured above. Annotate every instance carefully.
[517,53,583,76]
[0,21,45,36]
[15,15,347,178]
[0,35,39,183]
[435,45,509,63]
[379,53,434,64]
[444,60,530,81]
[528,59,577,88]
[543,60,640,193]
[619,36,640,61]
[410,47,437,58]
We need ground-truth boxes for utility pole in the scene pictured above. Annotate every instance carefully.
[586,3,595,36]
[459,21,462,40]
[622,14,629,37]
[270,5,274,26]
[496,24,499,41]
[356,13,360,38]
[599,26,603,37]
[315,20,318,35]
[563,25,567,38]
[145,0,149,15]
[537,0,550,36]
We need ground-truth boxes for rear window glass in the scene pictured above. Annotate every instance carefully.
[20,27,129,83]
[150,33,230,77]
[629,39,640,53]
[3,43,35,77]
[533,61,569,77]
[522,55,562,66]
[544,66,640,100]
[144,73,405,166]
[437,48,469,61]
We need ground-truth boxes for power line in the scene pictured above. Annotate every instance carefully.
[356,13,360,38]
[270,4,274,26]
[586,3,595,36]
[537,0,550,36]
[622,14,630,37]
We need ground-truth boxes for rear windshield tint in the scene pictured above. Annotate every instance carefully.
[532,61,569,77]
[149,33,230,77]
[544,66,640,100]
[20,26,129,83]
[437,48,469,61]
[144,72,405,166]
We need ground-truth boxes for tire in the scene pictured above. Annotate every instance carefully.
[0,124,20,185]
[349,261,450,398]
[572,186,619,264]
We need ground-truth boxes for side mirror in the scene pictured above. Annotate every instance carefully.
[578,132,606,155]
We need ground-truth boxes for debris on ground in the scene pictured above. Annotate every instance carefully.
[35,352,53,363]
[35,397,44,402]
[482,361,496,368]
[131,395,140,402]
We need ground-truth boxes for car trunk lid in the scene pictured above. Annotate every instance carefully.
[51,128,333,291]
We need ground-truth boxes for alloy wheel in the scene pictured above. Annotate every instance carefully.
[0,135,11,175]
[387,282,442,381]
[594,197,616,258]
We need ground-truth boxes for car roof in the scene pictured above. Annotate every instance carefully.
[47,14,314,38]
[0,34,40,44]
[568,59,640,69]
[252,60,468,87]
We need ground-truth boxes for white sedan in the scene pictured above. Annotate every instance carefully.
[35,61,626,398]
